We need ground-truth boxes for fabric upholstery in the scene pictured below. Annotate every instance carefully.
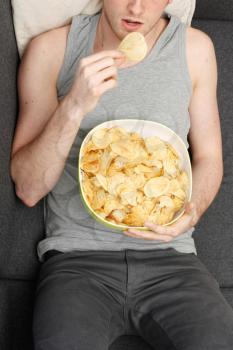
[0,280,35,350]
[194,0,233,21]
[0,0,44,281]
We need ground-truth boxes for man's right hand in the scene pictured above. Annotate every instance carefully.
[66,50,126,116]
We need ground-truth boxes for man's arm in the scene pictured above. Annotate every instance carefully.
[187,28,223,222]
[11,27,124,207]
[10,26,84,207]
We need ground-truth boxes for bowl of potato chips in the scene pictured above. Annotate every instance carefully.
[78,119,192,231]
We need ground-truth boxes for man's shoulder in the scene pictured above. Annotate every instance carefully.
[186,26,215,58]
[30,23,71,55]
[24,24,71,82]
[186,26,216,89]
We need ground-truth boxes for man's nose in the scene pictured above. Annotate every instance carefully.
[127,0,144,16]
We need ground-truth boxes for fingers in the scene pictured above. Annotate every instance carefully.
[80,50,125,67]
[90,65,117,86]
[97,78,118,95]
[69,50,125,116]
[124,229,173,242]
[123,205,197,241]
[81,56,117,78]
[143,221,177,236]
[151,210,193,234]
[78,51,125,95]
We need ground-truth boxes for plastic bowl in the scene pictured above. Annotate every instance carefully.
[78,119,192,231]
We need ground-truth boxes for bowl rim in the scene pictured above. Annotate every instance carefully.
[78,119,192,230]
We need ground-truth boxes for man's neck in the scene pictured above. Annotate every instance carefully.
[93,12,170,62]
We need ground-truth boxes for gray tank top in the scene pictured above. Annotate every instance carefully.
[37,11,197,261]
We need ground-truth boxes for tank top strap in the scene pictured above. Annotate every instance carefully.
[178,21,192,96]
[56,11,101,97]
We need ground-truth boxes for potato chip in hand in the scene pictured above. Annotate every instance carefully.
[118,32,148,62]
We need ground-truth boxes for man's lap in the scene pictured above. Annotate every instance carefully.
[32,248,233,350]
[127,250,233,349]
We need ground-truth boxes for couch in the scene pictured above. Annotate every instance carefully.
[1,0,233,348]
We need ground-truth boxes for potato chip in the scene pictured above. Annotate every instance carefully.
[123,166,135,177]
[109,209,126,223]
[124,206,148,226]
[110,140,134,159]
[92,188,107,210]
[95,209,107,219]
[153,144,168,160]
[130,132,142,141]
[143,155,163,168]
[157,195,175,209]
[167,179,186,200]
[142,199,155,215]
[177,171,189,190]
[172,195,185,210]
[81,159,100,174]
[82,177,94,204]
[143,176,170,198]
[108,126,129,141]
[82,149,101,163]
[95,173,108,191]
[134,164,153,174]
[144,136,165,154]
[107,173,127,196]
[103,196,124,216]
[106,162,121,176]
[163,157,178,177]
[119,188,138,206]
[136,190,144,204]
[90,176,101,188]
[118,32,148,62]
[99,148,115,176]
[92,128,111,149]
[110,139,144,160]
[167,143,180,159]
[157,207,175,225]
[113,156,127,170]
[82,140,100,153]
[143,167,162,179]
[131,174,146,189]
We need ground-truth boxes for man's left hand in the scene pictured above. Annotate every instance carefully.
[123,201,198,242]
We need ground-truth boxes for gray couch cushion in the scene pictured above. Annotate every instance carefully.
[0,280,35,350]
[195,0,233,21]
[110,336,153,350]
[0,0,44,280]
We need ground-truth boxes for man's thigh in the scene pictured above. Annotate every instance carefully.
[33,252,125,350]
[128,249,233,350]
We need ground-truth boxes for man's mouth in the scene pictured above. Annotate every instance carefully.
[122,19,143,30]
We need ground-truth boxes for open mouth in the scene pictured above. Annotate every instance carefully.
[122,19,143,30]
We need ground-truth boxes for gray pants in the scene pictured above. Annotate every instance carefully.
[33,248,233,349]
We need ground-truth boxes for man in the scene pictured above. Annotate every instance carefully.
[10,0,233,349]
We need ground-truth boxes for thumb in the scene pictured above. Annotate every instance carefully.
[185,201,195,214]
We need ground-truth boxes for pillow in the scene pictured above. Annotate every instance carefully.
[11,0,196,58]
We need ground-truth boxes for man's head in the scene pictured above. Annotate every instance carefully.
[102,0,173,41]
